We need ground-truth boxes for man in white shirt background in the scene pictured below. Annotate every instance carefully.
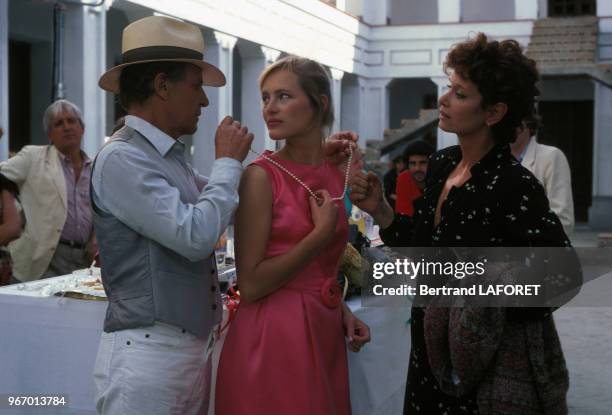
[511,116,575,235]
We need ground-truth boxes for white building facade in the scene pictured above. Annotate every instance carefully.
[1,0,611,228]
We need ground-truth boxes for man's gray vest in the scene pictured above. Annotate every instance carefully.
[92,126,221,339]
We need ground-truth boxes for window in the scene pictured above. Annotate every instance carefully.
[548,0,596,17]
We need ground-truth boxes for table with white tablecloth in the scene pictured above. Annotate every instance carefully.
[0,289,106,415]
[0,277,411,415]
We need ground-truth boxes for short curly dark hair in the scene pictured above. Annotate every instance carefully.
[118,62,190,111]
[444,33,540,145]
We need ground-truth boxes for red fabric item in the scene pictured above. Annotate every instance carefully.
[395,170,422,216]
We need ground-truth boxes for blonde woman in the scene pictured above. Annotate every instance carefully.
[215,57,370,415]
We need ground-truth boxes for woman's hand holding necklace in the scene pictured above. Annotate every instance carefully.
[309,190,339,246]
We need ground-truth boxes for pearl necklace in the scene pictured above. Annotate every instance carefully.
[248,143,353,202]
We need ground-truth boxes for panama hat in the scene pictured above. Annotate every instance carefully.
[99,16,226,93]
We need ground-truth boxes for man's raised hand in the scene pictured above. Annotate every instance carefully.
[214,116,254,162]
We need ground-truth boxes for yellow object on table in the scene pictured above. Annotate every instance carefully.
[349,217,366,235]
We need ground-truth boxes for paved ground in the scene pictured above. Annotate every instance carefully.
[570,225,602,248]
[558,225,612,414]
[556,306,612,414]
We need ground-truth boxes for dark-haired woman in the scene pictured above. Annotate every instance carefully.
[351,33,576,415]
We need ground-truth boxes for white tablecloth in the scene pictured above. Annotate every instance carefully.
[347,298,411,415]
[0,279,411,415]
[0,290,106,414]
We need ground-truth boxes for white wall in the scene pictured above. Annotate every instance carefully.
[462,0,515,22]
[341,73,369,147]
[105,7,130,135]
[367,21,533,80]
[515,0,539,20]
[389,0,437,25]
[123,0,369,76]
[598,0,612,61]
[538,0,548,18]
[121,0,532,83]
[341,73,359,131]
[64,4,107,157]
[593,82,612,197]
[598,0,612,16]
[362,0,390,25]
[438,0,461,23]
[340,0,363,18]
[362,78,392,141]
[590,82,612,229]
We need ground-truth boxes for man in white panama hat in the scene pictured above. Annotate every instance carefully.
[92,16,253,414]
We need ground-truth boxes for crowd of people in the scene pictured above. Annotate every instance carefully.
[0,14,582,415]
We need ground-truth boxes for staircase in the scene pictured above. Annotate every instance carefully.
[526,16,598,67]
[525,16,612,86]
[364,109,438,163]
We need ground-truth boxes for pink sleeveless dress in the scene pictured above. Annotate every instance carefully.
[215,151,350,415]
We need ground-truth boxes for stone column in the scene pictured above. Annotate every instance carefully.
[438,0,461,22]
[0,0,8,160]
[330,68,344,134]
[590,82,612,229]
[339,0,363,17]
[362,78,391,143]
[514,0,538,20]
[63,2,107,158]
[192,31,237,177]
[356,77,367,148]
[340,75,368,148]
[239,44,280,166]
[430,76,457,150]
[598,0,612,55]
[260,47,281,151]
[598,0,612,16]
[362,0,390,25]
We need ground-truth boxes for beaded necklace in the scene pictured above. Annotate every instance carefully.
[248,143,353,202]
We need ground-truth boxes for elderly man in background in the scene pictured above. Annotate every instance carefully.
[0,99,95,282]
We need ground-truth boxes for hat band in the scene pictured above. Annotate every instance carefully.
[122,46,203,64]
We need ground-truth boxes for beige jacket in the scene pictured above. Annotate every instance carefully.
[0,145,68,281]
[522,140,575,235]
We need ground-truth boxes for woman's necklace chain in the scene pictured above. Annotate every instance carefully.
[248,143,353,202]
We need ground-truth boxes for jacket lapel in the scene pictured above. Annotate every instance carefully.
[46,145,67,209]
[522,138,537,170]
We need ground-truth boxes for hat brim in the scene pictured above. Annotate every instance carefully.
[98,59,226,93]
